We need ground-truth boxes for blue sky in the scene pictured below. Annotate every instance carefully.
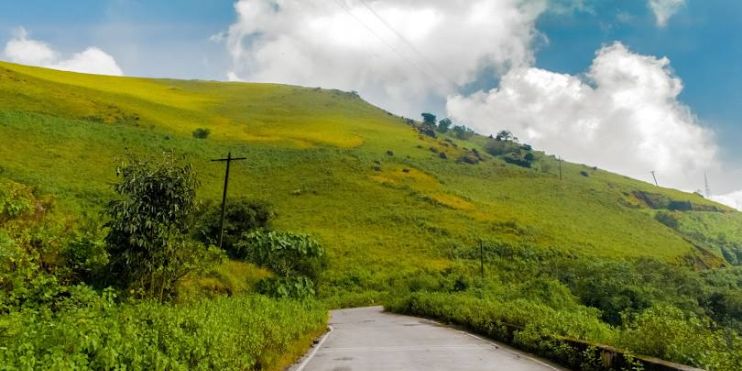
[1,0,741,203]
[537,0,742,162]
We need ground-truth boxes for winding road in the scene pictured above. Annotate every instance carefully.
[291,306,566,371]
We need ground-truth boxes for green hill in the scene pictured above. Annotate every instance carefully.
[2,61,742,370]
[1,60,740,288]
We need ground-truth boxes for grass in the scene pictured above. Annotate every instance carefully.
[0,60,740,294]
[3,61,742,370]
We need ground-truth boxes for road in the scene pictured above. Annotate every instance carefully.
[291,306,566,371]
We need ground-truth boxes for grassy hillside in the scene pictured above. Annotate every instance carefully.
[1,60,740,291]
[2,61,742,370]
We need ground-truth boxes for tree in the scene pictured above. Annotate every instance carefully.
[421,113,437,126]
[452,125,474,140]
[104,154,217,301]
[437,118,452,133]
[495,130,516,142]
[195,199,272,257]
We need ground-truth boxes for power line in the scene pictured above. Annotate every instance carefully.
[328,0,450,91]
[356,0,458,88]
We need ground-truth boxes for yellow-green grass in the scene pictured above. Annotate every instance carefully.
[0,61,738,293]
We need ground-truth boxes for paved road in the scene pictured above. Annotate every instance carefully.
[291,306,566,371]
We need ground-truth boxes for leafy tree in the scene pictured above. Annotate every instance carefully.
[437,118,452,133]
[495,130,516,142]
[104,154,218,301]
[194,199,272,257]
[421,113,437,126]
[451,125,474,140]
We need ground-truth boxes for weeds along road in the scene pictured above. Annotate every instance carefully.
[291,306,566,371]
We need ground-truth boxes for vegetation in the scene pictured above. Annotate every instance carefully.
[237,230,326,298]
[386,245,742,370]
[2,61,742,369]
[192,127,210,139]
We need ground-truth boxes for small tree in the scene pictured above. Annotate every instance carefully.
[452,125,474,140]
[437,118,452,133]
[421,113,437,126]
[495,130,516,142]
[195,199,272,257]
[104,154,217,301]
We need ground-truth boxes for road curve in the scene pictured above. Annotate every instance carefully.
[291,306,567,371]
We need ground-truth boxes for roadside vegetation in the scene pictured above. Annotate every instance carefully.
[1,62,742,369]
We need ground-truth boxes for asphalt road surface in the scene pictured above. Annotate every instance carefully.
[291,306,566,371]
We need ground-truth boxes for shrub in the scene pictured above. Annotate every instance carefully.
[451,125,474,140]
[236,231,325,280]
[194,199,273,257]
[192,128,210,139]
[236,231,326,298]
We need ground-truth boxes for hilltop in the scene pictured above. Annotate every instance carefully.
[1,60,740,290]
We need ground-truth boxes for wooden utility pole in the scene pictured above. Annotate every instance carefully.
[650,171,659,187]
[211,152,247,248]
[558,156,562,181]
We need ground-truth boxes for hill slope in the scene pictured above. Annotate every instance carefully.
[1,61,740,290]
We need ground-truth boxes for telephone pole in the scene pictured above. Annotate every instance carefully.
[558,156,563,181]
[650,171,659,187]
[211,152,247,248]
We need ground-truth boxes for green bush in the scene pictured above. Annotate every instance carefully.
[192,128,210,139]
[194,199,273,257]
[619,304,742,370]
[236,231,326,299]
[236,230,326,280]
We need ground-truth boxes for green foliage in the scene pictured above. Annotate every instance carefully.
[0,179,35,221]
[195,199,273,257]
[0,289,327,370]
[236,231,326,298]
[104,153,214,301]
[495,130,516,142]
[619,304,742,370]
[437,118,452,133]
[484,139,521,156]
[257,276,316,299]
[237,230,325,280]
[62,216,109,285]
[421,113,436,126]
[451,124,474,139]
[192,127,210,139]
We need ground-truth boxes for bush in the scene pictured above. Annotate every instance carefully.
[192,128,210,139]
[236,231,326,298]
[451,125,474,140]
[619,305,742,370]
[194,199,273,257]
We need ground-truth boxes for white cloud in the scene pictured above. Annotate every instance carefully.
[712,191,742,211]
[222,0,547,115]
[3,27,123,76]
[648,0,685,27]
[447,42,717,191]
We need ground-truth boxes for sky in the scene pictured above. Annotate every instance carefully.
[1,0,741,209]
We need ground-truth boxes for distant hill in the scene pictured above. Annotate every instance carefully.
[1,61,740,289]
